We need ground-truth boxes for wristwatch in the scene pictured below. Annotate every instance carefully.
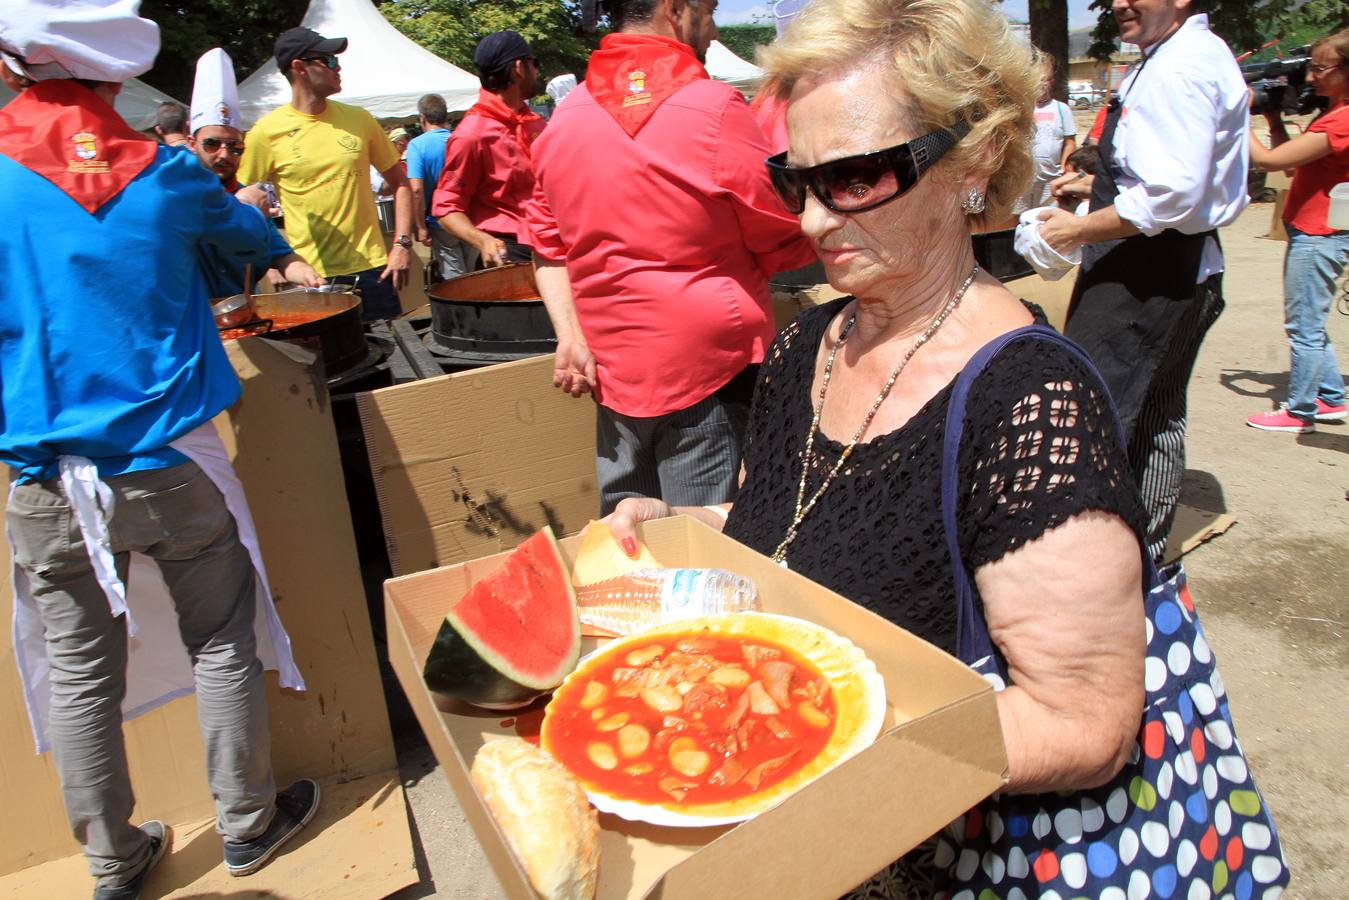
[394,234,413,250]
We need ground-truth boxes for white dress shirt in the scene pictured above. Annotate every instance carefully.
[1111,14,1250,280]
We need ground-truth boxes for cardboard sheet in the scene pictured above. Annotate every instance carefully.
[357,355,598,576]
[0,339,409,884]
[0,772,416,899]
[1164,505,1238,565]
[386,517,1009,900]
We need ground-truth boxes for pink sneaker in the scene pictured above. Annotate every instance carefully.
[1316,399,1347,422]
[1246,408,1314,433]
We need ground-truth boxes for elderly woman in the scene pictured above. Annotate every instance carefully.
[608,0,1287,896]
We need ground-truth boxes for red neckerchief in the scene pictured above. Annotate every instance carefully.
[222,176,240,194]
[463,88,545,161]
[0,80,157,214]
[585,33,708,138]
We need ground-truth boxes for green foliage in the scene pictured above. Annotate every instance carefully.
[138,0,310,101]
[1086,0,1349,63]
[716,23,776,66]
[380,0,599,84]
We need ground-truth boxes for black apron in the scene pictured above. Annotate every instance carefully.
[1062,84,1217,438]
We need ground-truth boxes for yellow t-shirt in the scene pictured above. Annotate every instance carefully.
[239,100,401,277]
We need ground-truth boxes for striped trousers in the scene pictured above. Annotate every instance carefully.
[594,367,756,516]
[1128,275,1225,564]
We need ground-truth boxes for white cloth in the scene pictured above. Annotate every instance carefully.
[1014,206,1081,280]
[0,0,158,83]
[10,421,304,754]
[1109,13,1250,281]
[546,73,576,106]
[189,47,241,133]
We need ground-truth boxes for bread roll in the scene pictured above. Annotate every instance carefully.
[471,738,600,900]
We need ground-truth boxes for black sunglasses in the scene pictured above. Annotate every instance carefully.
[302,54,339,70]
[201,137,245,156]
[766,120,971,215]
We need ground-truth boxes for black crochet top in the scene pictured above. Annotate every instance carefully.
[723,298,1147,655]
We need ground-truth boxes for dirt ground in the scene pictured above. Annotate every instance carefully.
[386,199,1349,899]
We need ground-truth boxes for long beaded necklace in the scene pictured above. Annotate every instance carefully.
[771,263,980,566]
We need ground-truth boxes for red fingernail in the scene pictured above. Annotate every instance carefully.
[621,537,638,558]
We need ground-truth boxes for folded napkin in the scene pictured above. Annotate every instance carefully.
[1013,206,1081,281]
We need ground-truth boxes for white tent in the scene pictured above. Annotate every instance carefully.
[705,40,764,91]
[237,0,481,126]
[0,77,184,131]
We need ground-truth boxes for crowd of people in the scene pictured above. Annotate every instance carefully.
[3,0,1338,896]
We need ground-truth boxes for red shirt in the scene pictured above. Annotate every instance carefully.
[522,63,815,417]
[1284,103,1349,236]
[431,90,546,239]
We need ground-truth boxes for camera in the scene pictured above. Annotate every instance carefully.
[1243,49,1325,118]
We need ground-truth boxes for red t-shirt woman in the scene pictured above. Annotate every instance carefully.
[1245,30,1349,432]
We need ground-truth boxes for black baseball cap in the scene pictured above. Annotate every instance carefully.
[473,31,532,74]
[274,27,348,73]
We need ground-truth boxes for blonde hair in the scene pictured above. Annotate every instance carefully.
[759,0,1039,227]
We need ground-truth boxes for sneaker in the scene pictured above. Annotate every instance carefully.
[1316,399,1347,422]
[91,821,171,900]
[1246,408,1314,433]
[223,779,321,877]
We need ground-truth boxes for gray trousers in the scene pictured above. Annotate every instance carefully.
[430,227,478,281]
[6,462,275,887]
[1129,276,1225,565]
[595,388,749,516]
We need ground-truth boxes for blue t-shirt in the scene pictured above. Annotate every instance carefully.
[404,127,451,229]
[0,147,272,483]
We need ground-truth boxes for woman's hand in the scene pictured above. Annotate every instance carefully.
[975,510,1145,794]
[602,497,676,558]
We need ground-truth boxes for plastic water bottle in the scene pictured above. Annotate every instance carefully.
[575,568,760,636]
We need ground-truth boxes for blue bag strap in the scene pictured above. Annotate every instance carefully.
[942,324,1160,665]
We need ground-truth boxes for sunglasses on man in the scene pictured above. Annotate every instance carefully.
[201,138,246,156]
[765,120,971,215]
[302,54,340,70]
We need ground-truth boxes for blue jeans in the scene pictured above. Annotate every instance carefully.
[1284,225,1348,419]
[328,266,402,321]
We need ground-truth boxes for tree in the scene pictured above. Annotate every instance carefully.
[716,23,775,67]
[1087,0,1349,64]
[1028,0,1070,101]
[381,0,599,86]
[138,0,309,101]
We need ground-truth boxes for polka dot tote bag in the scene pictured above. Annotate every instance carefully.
[930,327,1289,900]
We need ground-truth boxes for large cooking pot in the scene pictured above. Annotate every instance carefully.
[240,288,368,377]
[425,263,557,364]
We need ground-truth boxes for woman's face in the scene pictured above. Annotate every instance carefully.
[1308,45,1348,102]
[786,67,969,301]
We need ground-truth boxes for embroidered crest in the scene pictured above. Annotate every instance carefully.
[68,131,110,173]
[218,102,232,126]
[72,131,97,160]
[623,68,651,108]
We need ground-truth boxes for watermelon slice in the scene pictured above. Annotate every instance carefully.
[423,526,581,709]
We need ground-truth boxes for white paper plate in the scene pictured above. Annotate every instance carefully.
[540,612,887,827]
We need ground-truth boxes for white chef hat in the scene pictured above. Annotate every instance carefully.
[190,47,241,133]
[546,73,577,105]
[0,0,158,83]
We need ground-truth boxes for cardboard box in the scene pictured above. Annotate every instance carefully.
[385,516,1009,900]
[0,338,415,896]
